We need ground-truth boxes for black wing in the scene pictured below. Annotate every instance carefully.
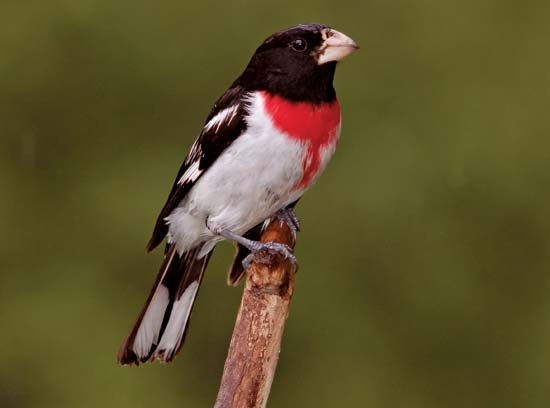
[147,85,249,252]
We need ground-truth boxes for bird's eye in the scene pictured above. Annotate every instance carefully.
[291,38,308,52]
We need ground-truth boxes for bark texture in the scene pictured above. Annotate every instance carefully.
[214,217,297,408]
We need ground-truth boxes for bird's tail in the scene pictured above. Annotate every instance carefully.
[118,244,212,365]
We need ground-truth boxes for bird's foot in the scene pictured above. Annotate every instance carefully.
[274,207,300,239]
[242,241,296,270]
[210,226,296,269]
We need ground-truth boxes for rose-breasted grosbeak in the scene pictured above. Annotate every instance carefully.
[118,23,358,365]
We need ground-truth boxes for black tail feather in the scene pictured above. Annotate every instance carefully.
[118,244,212,365]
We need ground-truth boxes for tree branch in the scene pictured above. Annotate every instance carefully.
[214,216,297,408]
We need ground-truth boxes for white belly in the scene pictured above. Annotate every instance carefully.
[166,93,338,254]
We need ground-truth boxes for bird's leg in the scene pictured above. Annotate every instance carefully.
[211,227,296,269]
[240,206,300,268]
[274,207,300,239]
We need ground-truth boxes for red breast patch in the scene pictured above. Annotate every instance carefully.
[261,92,341,189]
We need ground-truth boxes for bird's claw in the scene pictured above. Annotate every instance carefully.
[242,241,296,270]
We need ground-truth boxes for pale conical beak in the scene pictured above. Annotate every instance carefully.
[317,28,359,65]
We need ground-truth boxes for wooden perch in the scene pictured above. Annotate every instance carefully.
[214,216,297,408]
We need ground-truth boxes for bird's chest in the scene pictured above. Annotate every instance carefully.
[187,92,341,231]
[261,92,341,191]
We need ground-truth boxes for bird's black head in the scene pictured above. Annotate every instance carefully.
[236,23,358,104]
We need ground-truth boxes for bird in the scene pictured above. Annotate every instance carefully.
[118,23,358,365]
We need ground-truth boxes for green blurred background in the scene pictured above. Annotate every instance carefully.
[2,0,550,407]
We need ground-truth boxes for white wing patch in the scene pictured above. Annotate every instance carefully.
[204,104,240,133]
[178,160,202,185]
[178,104,241,186]
[185,140,202,165]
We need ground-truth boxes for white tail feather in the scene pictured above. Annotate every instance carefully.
[152,281,200,360]
[132,285,170,359]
